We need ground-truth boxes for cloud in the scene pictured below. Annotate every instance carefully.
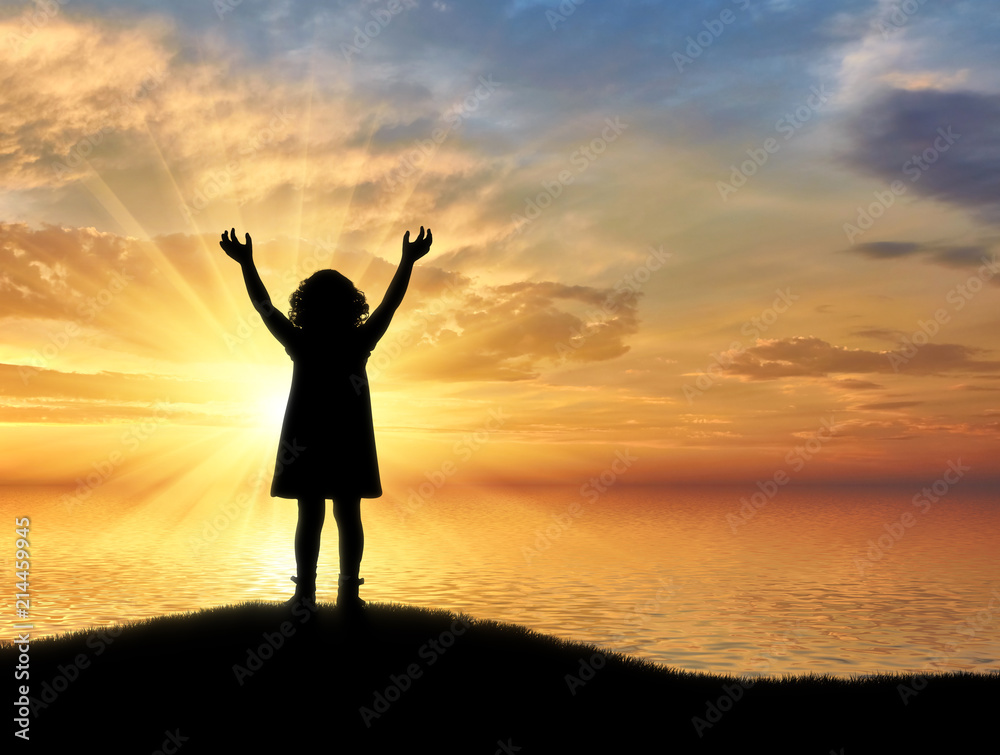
[0,222,252,364]
[0,14,522,244]
[850,327,904,342]
[0,223,150,320]
[386,278,643,382]
[849,241,923,259]
[0,362,207,402]
[0,222,643,386]
[832,378,883,390]
[927,246,999,269]
[0,362,252,426]
[844,240,1000,284]
[854,400,922,411]
[841,87,1000,221]
[849,240,996,266]
[719,336,1000,380]
[0,17,173,190]
[825,414,1000,441]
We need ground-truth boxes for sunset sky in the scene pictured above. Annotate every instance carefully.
[2,0,998,491]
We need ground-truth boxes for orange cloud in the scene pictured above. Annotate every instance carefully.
[0,16,172,189]
[1,221,647,432]
[719,336,1000,380]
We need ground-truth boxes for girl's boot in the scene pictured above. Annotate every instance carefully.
[337,574,365,611]
[286,573,317,610]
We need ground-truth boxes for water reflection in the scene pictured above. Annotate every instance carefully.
[4,483,998,677]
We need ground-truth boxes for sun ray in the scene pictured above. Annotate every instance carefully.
[131,118,252,340]
[78,171,232,337]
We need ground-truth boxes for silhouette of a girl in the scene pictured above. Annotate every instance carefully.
[220,226,433,610]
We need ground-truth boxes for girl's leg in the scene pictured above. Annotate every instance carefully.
[332,494,363,579]
[295,496,325,585]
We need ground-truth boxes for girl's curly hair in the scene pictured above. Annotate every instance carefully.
[288,270,369,330]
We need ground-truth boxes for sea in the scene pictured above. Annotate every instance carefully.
[2,482,998,678]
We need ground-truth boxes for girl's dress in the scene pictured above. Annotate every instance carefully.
[269,325,382,500]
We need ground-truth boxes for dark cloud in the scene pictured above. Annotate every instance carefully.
[850,242,923,259]
[842,88,1000,221]
[927,245,996,269]
[844,239,999,282]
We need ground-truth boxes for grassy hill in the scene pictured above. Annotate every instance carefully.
[3,601,996,752]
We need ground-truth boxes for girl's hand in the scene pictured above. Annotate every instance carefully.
[401,226,432,264]
[220,228,253,265]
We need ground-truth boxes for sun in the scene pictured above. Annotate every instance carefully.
[258,372,291,430]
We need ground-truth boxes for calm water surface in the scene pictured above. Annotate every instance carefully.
[3,482,998,677]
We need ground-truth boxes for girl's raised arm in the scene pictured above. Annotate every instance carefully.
[361,227,433,348]
[220,228,296,347]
